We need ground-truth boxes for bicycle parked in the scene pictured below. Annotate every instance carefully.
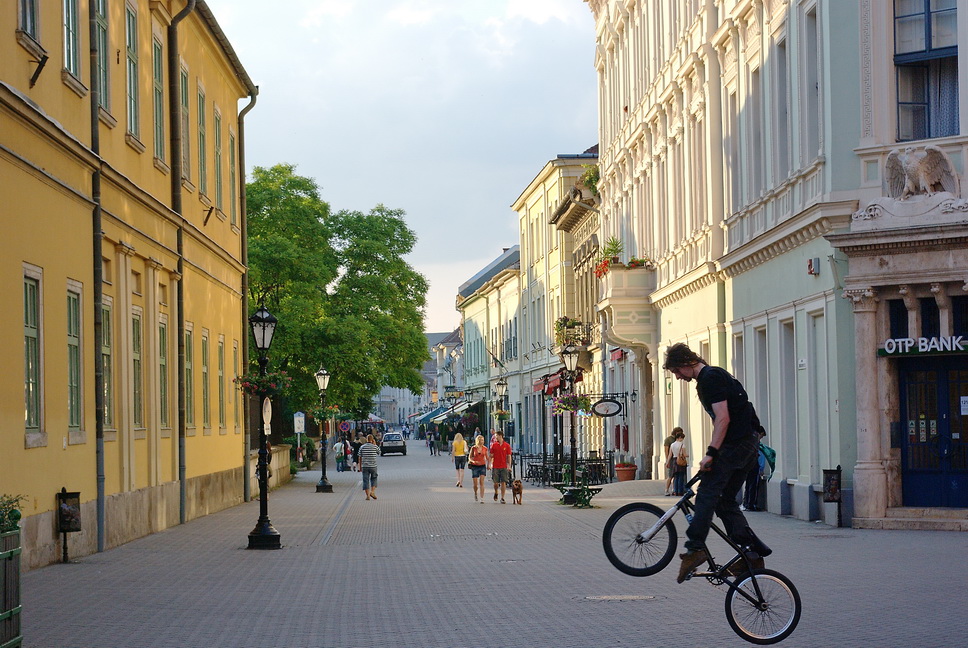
[602,473,801,645]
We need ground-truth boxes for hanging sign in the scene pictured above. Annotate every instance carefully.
[293,412,305,434]
[262,397,272,425]
[592,398,622,417]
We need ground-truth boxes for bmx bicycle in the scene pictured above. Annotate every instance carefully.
[602,473,801,645]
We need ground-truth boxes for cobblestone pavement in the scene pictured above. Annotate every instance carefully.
[21,443,968,647]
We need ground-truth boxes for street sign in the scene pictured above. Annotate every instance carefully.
[338,420,351,433]
[294,412,305,434]
[262,397,272,425]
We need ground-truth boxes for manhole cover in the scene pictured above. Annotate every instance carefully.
[583,595,659,602]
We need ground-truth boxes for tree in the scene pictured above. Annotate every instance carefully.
[244,166,428,423]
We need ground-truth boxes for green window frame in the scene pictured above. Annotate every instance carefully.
[185,330,194,426]
[67,291,81,429]
[201,334,210,427]
[197,89,207,195]
[159,321,169,428]
[24,276,41,433]
[125,5,139,136]
[229,133,237,225]
[218,340,225,428]
[101,304,113,428]
[152,38,165,161]
[63,0,80,77]
[232,343,239,427]
[95,0,109,109]
[214,111,223,209]
[180,69,190,176]
[132,313,143,428]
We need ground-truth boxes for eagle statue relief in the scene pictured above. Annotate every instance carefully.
[884,145,960,200]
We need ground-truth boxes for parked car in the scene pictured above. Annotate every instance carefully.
[380,432,406,455]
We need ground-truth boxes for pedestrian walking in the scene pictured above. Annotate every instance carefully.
[489,430,512,504]
[663,342,772,583]
[668,429,688,496]
[452,432,468,488]
[468,434,489,503]
[359,434,380,500]
[663,428,679,495]
[333,437,345,472]
[350,435,363,472]
[427,430,437,456]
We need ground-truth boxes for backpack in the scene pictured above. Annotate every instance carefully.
[759,443,776,479]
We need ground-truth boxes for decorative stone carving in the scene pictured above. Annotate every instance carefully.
[885,145,960,200]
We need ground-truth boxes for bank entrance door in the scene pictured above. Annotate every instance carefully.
[899,357,968,507]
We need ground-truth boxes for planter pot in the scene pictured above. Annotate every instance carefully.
[615,466,637,482]
[1,530,22,648]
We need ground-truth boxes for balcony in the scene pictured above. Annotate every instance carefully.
[597,264,658,353]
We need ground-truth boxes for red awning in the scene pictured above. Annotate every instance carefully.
[533,377,546,392]
[610,348,625,361]
[545,374,561,394]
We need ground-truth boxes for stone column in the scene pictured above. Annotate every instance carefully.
[846,287,887,519]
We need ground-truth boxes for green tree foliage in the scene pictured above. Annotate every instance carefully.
[244,165,428,419]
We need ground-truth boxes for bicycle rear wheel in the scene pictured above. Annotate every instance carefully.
[724,568,801,645]
[602,502,677,577]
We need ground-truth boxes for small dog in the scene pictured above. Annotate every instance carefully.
[511,479,524,505]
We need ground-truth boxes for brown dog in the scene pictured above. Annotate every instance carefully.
[511,479,523,505]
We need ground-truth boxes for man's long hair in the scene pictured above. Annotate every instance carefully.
[662,342,706,370]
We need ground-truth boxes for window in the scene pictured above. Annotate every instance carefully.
[132,313,143,428]
[67,290,81,429]
[152,38,165,161]
[159,321,169,428]
[895,0,959,141]
[229,133,237,225]
[197,89,207,195]
[218,339,225,428]
[802,7,820,162]
[125,5,139,136]
[95,0,109,109]
[201,333,210,427]
[233,342,239,427]
[102,304,113,428]
[24,275,41,434]
[20,0,39,40]
[185,329,194,426]
[180,69,190,176]
[214,111,223,209]
[63,0,80,77]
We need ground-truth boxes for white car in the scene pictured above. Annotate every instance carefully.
[380,432,407,455]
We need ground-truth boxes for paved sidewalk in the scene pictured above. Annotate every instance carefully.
[21,445,968,647]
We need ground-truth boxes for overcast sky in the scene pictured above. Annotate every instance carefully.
[204,0,598,333]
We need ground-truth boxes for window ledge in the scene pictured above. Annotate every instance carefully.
[154,156,170,175]
[125,132,146,154]
[16,30,46,61]
[181,176,196,193]
[25,429,47,449]
[203,426,212,436]
[68,429,87,445]
[62,69,89,98]
[134,428,147,440]
[98,106,117,129]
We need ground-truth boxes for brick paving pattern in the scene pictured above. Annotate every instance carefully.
[20,444,967,647]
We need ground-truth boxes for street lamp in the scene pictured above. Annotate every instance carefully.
[495,376,508,439]
[560,345,580,484]
[315,367,333,493]
[248,305,280,550]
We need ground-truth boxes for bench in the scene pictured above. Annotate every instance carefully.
[551,470,603,508]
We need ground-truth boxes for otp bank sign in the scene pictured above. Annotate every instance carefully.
[880,336,967,356]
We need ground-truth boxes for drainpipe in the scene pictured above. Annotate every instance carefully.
[168,0,196,525]
[238,88,258,501]
[88,0,105,553]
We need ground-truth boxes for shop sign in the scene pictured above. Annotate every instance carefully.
[878,336,967,356]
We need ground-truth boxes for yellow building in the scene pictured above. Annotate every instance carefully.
[1,0,257,568]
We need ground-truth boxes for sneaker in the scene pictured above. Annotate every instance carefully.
[725,553,765,577]
[494,493,498,501]
[740,505,747,511]
[676,549,709,584]
[474,494,478,501]
[501,498,506,504]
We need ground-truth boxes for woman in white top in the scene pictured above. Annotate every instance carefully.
[668,430,688,496]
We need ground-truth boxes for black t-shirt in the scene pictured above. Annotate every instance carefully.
[695,365,755,444]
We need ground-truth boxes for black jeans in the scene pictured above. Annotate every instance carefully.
[684,435,758,552]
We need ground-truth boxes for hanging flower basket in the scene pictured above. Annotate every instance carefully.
[461,412,480,428]
[493,409,510,421]
[552,394,592,414]
[233,370,292,398]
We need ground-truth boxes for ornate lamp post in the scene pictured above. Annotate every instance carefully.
[561,344,580,484]
[247,306,281,550]
[315,367,333,493]
[495,377,508,437]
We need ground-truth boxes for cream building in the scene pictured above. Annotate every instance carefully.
[2,0,257,567]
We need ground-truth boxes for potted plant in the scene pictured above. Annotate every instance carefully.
[554,316,589,347]
[626,255,655,269]
[615,462,638,481]
[233,369,293,398]
[594,237,625,277]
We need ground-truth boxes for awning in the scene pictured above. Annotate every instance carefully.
[415,406,447,425]
[431,399,471,423]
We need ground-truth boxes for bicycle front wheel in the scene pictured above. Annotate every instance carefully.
[724,568,801,645]
[602,502,677,577]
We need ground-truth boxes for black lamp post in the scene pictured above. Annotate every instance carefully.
[247,305,281,550]
[561,344,580,483]
[495,377,508,437]
[315,367,333,493]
